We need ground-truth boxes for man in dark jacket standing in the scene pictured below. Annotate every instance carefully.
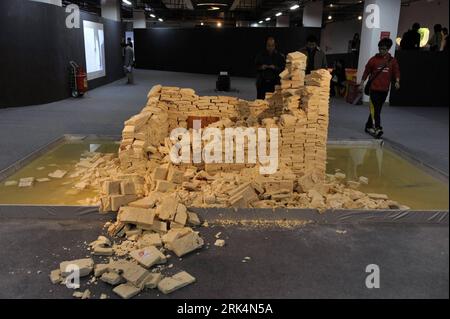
[359,38,401,138]
[300,35,328,74]
[400,23,421,50]
[255,37,286,100]
[124,39,134,84]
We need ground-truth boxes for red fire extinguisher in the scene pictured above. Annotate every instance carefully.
[70,61,88,97]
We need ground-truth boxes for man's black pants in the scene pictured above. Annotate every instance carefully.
[365,90,388,129]
[256,79,277,100]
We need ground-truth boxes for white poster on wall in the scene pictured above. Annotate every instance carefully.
[83,21,106,80]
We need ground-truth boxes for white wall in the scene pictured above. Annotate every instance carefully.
[320,20,362,54]
[398,0,449,37]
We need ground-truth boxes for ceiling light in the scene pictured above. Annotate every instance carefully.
[276,12,282,17]
[122,0,132,5]
[201,22,204,26]
[328,15,332,20]
[258,20,263,24]
[265,17,271,21]
[208,6,220,10]
[330,3,333,7]
[150,14,155,18]
[217,22,222,27]
[290,4,299,10]
[158,18,163,22]
[358,15,362,20]
[197,3,228,6]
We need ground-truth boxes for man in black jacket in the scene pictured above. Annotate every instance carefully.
[300,35,328,74]
[400,23,421,50]
[255,37,285,100]
[124,40,134,84]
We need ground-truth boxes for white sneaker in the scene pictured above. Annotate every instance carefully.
[365,127,376,135]
[375,128,384,138]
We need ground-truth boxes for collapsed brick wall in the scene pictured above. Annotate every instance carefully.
[118,51,331,179]
[93,52,403,211]
[273,52,330,176]
[48,55,406,300]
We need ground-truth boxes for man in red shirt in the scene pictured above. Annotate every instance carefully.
[360,38,401,138]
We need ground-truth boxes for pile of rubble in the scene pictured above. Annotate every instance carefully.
[50,193,205,298]
[6,170,69,188]
[63,151,407,211]
[48,51,409,298]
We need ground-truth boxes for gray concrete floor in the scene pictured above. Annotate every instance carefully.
[0,218,447,299]
[0,70,448,299]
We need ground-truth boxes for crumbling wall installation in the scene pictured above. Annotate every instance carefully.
[92,52,405,212]
[118,52,331,181]
[48,52,408,299]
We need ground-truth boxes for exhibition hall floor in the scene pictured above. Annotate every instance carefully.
[0,70,448,298]
[0,216,447,299]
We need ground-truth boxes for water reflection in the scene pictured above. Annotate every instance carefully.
[0,142,448,210]
[327,146,448,210]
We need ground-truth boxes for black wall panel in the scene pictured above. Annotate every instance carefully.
[390,51,449,107]
[0,0,124,108]
[134,27,321,78]
[326,53,359,69]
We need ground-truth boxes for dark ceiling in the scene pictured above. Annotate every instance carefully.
[61,0,424,26]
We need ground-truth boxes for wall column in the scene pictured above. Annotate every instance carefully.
[276,15,290,27]
[101,0,121,22]
[357,0,401,101]
[302,0,323,27]
[133,10,146,29]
